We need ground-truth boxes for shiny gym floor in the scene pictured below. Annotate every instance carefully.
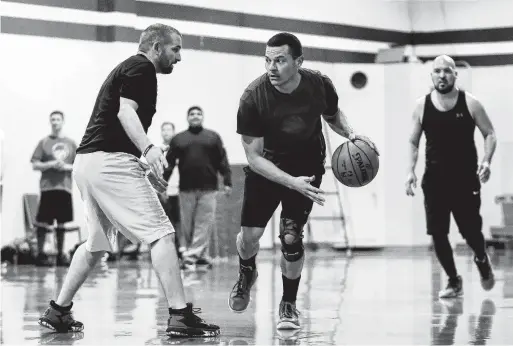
[1,248,513,345]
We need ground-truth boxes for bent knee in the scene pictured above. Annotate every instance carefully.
[283,234,298,245]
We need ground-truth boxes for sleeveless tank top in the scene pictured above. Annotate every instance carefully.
[422,90,478,176]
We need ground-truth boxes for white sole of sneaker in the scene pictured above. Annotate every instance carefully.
[438,292,463,299]
[166,328,221,338]
[38,318,84,333]
[276,329,300,340]
[38,319,56,331]
[228,296,252,314]
[276,320,300,330]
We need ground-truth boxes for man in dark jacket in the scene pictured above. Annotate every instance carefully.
[164,106,232,269]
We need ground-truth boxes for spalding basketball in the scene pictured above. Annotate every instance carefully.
[332,140,379,187]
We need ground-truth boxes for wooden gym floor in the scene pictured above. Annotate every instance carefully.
[1,248,513,345]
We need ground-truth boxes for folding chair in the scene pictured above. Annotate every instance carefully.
[23,193,82,253]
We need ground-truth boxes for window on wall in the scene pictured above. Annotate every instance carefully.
[350,71,367,89]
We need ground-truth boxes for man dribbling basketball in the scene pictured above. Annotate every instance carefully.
[406,55,497,298]
[37,24,220,337]
[229,32,378,329]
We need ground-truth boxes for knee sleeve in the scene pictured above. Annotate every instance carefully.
[279,218,304,262]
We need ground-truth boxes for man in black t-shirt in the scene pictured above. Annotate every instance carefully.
[228,32,378,330]
[37,24,219,338]
[164,106,232,270]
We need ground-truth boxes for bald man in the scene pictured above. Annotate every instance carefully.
[406,55,497,298]
[37,24,219,337]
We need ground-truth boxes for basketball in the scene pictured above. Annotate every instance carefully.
[332,139,379,187]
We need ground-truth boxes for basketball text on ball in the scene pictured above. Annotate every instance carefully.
[341,171,354,179]
[352,152,369,183]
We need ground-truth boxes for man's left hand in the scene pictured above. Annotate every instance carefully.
[223,186,232,196]
[350,134,380,156]
[477,161,491,183]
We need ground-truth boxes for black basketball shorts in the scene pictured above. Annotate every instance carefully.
[36,190,74,225]
[421,172,482,237]
[240,166,323,228]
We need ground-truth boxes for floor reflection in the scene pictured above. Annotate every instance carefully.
[1,248,512,345]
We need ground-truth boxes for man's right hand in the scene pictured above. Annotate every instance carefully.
[405,171,417,196]
[145,146,168,191]
[289,176,325,206]
[147,171,168,194]
[145,145,167,176]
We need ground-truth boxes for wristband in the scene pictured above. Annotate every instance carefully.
[143,144,154,157]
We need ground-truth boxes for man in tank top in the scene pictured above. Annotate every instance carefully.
[406,55,497,298]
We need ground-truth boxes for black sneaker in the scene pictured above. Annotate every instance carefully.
[228,264,258,313]
[474,254,495,291]
[166,303,220,337]
[438,275,463,299]
[38,300,84,333]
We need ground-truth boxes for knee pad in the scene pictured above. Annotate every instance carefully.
[279,218,304,262]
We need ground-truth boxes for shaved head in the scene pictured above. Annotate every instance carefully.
[431,55,458,94]
[433,55,456,70]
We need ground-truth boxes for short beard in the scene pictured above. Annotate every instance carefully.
[159,54,173,74]
[435,83,454,95]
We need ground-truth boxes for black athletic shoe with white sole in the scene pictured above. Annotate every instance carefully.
[38,300,84,333]
[166,303,220,338]
[474,254,495,291]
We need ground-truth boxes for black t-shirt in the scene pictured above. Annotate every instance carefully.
[76,54,157,157]
[236,68,339,172]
